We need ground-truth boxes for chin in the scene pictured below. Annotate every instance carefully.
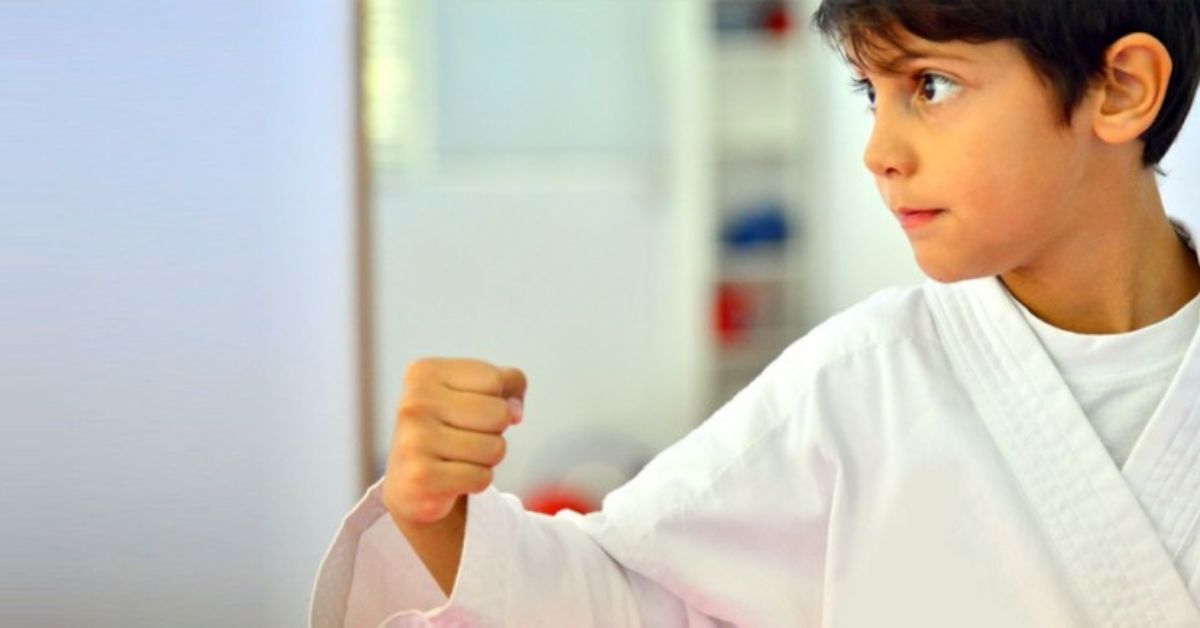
[913,252,995,284]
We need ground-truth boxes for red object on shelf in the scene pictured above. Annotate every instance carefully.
[763,4,792,39]
[714,283,754,346]
[524,485,598,516]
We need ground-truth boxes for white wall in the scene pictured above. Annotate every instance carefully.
[1160,99,1200,229]
[1,3,359,626]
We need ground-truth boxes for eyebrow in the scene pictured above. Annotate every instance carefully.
[850,48,974,75]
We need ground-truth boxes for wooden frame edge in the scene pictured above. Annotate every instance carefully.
[353,0,378,492]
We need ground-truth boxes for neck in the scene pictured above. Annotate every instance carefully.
[1000,173,1200,335]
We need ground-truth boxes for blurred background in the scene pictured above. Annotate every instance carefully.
[4,1,1198,626]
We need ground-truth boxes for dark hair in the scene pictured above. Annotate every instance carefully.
[811,1,1200,169]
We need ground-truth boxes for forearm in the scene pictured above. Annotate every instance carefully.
[313,483,712,627]
[391,495,467,596]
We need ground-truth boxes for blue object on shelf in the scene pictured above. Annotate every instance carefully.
[713,0,790,35]
[722,201,791,249]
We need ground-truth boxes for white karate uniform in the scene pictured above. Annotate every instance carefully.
[1012,288,1200,467]
[312,232,1200,628]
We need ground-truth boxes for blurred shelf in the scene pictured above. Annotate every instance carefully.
[704,0,809,414]
[713,35,799,65]
[715,326,791,370]
[718,247,796,283]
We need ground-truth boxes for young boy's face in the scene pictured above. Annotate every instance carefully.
[851,30,1099,283]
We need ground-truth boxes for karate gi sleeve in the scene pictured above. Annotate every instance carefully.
[309,480,719,627]
[311,342,834,626]
[571,343,835,625]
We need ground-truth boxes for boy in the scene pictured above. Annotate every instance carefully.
[314,1,1200,625]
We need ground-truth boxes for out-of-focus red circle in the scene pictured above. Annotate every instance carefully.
[524,485,598,515]
[764,5,792,38]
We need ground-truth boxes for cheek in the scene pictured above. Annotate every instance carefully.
[909,131,1067,280]
[949,118,1069,237]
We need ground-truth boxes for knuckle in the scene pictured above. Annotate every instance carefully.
[393,424,424,456]
[404,357,440,385]
[406,460,436,487]
[471,467,494,493]
[485,372,505,396]
[465,359,502,395]
[471,398,507,433]
[396,396,433,422]
[488,436,507,465]
[492,396,513,421]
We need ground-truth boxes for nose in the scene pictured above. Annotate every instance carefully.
[862,110,916,179]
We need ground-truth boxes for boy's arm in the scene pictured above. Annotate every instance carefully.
[313,343,833,626]
[310,480,714,628]
[310,357,708,626]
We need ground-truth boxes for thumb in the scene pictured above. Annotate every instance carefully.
[499,367,527,400]
[499,367,527,424]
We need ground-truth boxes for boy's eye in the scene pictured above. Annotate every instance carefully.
[848,73,961,112]
[849,77,876,109]
[918,73,961,104]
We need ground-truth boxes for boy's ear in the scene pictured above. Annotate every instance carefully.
[1091,33,1172,145]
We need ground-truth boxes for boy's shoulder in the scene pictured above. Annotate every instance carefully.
[771,281,948,380]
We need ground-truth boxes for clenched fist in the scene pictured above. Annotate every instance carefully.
[381,358,526,528]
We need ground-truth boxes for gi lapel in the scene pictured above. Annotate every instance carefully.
[927,277,1200,627]
[1122,226,1200,593]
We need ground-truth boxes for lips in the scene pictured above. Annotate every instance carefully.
[895,207,945,230]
